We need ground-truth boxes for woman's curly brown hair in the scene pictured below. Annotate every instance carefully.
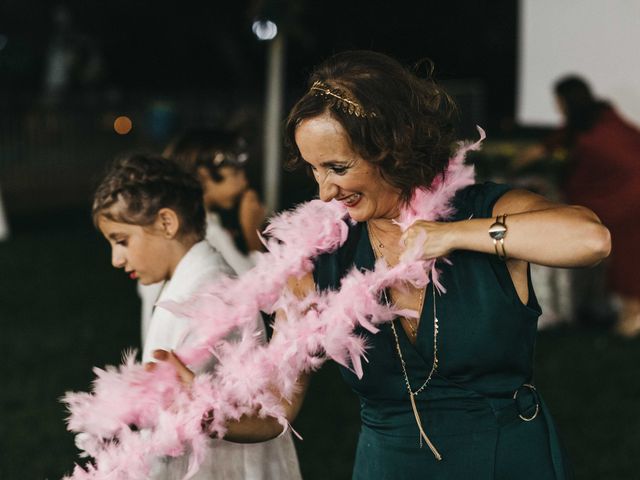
[285,50,458,204]
[92,153,206,239]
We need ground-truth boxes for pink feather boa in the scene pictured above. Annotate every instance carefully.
[61,129,483,479]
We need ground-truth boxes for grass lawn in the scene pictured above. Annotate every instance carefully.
[1,215,638,479]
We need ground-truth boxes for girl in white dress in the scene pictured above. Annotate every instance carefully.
[92,153,301,480]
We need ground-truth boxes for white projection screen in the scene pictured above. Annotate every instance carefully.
[517,0,640,127]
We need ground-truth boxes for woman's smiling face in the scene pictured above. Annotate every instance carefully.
[294,114,402,222]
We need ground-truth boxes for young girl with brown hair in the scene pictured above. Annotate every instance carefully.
[92,153,301,480]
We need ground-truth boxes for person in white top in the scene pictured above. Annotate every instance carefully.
[93,153,301,480]
[139,128,266,343]
[164,127,266,272]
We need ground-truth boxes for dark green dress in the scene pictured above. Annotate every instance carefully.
[313,183,572,479]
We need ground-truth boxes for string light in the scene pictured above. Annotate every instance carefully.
[252,20,278,41]
[113,116,133,135]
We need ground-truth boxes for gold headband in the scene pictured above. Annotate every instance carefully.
[310,81,376,118]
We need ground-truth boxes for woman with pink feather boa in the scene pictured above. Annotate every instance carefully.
[156,51,610,479]
[65,51,610,480]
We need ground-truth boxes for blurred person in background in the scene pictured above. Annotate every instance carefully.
[43,4,106,106]
[517,75,640,337]
[164,128,266,273]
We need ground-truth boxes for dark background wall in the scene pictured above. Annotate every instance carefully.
[1,0,517,124]
[0,0,520,215]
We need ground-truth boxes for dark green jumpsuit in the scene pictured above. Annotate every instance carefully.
[314,183,572,479]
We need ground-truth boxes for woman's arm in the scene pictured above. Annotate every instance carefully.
[404,188,611,268]
[223,372,310,443]
[152,272,317,443]
[238,189,267,252]
[152,344,310,443]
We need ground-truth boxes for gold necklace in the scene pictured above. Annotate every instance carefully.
[367,223,423,339]
[366,222,442,460]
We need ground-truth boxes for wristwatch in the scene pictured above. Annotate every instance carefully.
[489,215,508,260]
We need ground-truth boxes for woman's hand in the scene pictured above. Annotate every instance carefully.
[401,221,459,260]
[145,349,195,386]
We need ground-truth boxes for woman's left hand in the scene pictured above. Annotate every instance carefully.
[146,349,195,386]
[401,220,458,260]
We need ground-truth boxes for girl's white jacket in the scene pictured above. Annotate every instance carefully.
[141,241,301,480]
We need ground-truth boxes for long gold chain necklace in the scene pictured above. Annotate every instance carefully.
[367,223,423,338]
[366,222,443,460]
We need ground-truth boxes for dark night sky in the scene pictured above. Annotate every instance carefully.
[0,0,518,128]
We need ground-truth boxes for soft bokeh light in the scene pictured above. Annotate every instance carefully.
[252,20,278,41]
[113,116,133,135]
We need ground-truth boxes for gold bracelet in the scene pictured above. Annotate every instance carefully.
[488,214,508,260]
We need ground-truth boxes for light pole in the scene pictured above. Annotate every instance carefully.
[253,19,285,214]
